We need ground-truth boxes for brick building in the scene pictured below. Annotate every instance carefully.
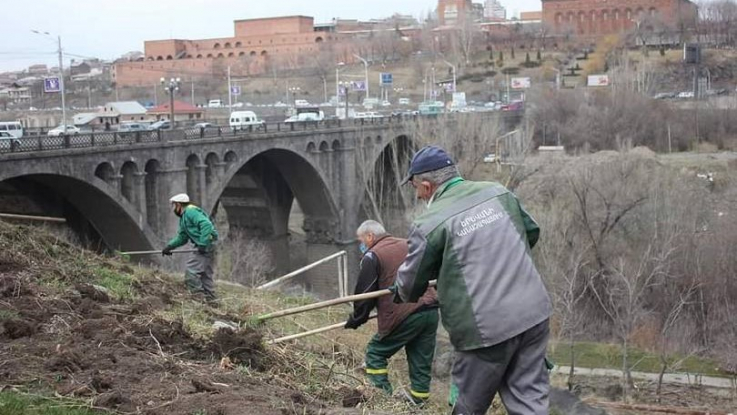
[438,0,474,26]
[542,0,698,37]
[113,16,346,87]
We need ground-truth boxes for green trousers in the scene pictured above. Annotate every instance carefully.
[365,308,439,402]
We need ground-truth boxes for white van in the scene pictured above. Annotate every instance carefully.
[208,99,223,108]
[229,111,264,129]
[0,122,24,139]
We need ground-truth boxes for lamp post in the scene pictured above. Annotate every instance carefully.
[160,77,181,126]
[441,58,457,93]
[353,54,369,100]
[31,30,67,133]
[289,86,301,106]
[339,81,351,119]
[335,62,345,112]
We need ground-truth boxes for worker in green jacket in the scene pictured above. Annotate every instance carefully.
[395,146,552,415]
[162,193,219,301]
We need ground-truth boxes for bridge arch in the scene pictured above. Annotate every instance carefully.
[358,134,418,235]
[207,148,340,278]
[120,161,139,203]
[95,162,115,185]
[0,172,156,253]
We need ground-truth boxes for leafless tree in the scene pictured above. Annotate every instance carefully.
[217,229,274,287]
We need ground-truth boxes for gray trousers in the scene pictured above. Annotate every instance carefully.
[451,319,550,415]
[185,249,216,300]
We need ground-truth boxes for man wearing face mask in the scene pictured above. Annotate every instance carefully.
[345,220,438,405]
[394,146,552,415]
[162,193,219,301]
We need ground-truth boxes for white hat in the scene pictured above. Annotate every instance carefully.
[169,193,190,204]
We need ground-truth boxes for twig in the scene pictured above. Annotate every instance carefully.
[148,328,165,357]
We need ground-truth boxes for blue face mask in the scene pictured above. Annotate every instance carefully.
[359,242,368,254]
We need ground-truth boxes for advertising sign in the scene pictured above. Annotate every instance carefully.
[44,77,61,93]
[351,81,366,92]
[230,86,241,96]
[587,74,610,87]
[511,77,531,89]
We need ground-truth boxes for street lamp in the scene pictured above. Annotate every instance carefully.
[289,86,301,106]
[339,80,351,119]
[335,62,345,110]
[353,54,369,100]
[31,30,67,133]
[441,58,457,94]
[160,77,181,126]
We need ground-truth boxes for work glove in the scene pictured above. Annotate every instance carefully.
[344,315,361,330]
[197,245,208,255]
[161,246,173,256]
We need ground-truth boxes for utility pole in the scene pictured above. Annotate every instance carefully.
[191,80,195,105]
[56,35,67,132]
[154,83,158,106]
[227,66,232,111]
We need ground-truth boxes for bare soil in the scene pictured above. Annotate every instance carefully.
[0,224,366,414]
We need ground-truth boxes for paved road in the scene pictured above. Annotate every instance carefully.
[554,366,736,389]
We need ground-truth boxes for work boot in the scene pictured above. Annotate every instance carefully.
[393,388,427,407]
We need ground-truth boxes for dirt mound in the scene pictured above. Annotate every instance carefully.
[209,327,266,369]
[0,222,338,414]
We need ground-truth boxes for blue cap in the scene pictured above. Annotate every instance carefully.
[402,145,455,185]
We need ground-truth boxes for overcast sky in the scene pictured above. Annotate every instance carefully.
[1,0,542,72]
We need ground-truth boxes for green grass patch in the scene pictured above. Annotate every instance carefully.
[549,341,724,377]
[0,309,19,321]
[0,391,96,415]
[91,267,137,301]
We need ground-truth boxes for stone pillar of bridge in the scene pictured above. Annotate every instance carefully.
[196,164,208,210]
[133,172,147,225]
[155,167,189,243]
[110,174,123,197]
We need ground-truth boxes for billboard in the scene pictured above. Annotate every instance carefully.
[44,77,61,93]
[587,74,610,87]
[511,77,531,89]
[351,81,366,92]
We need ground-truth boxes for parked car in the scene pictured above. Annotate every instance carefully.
[147,120,171,131]
[229,111,264,129]
[501,101,525,112]
[0,121,24,138]
[47,125,81,136]
[398,98,411,105]
[705,88,727,96]
[208,99,223,108]
[118,122,149,133]
[677,91,695,99]
[193,122,214,129]
[653,92,676,100]
[381,100,391,107]
[231,102,244,108]
[0,131,20,150]
[294,99,310,107]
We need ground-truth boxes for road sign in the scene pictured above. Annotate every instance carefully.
[351,81,366,92]
[230,86,241,96]
[380,73,393,86]
[339,86,348,96]
[44,77,61,93]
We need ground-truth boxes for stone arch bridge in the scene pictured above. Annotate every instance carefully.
[0,116,518,294]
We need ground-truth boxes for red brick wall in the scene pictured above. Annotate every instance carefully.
[542,0,697,36]
[234,16,314,37]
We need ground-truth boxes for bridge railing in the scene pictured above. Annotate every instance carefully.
[0,112,518,156]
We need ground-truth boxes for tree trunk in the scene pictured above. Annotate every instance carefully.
[568,337,576,391]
